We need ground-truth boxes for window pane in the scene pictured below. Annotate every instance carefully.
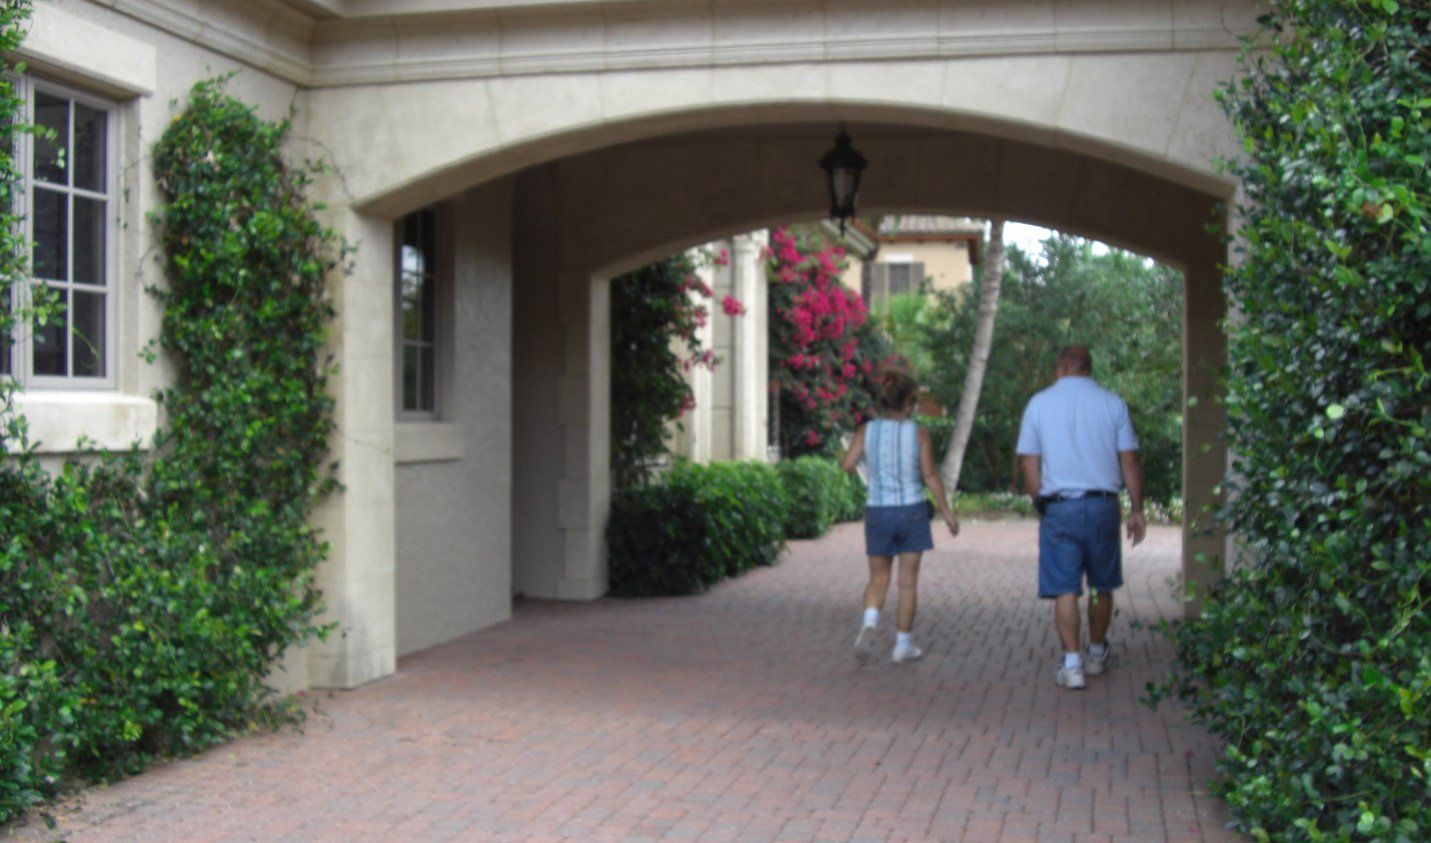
[32,187,67,281]
[418,345,435,412]
[402,344,418,411]
[72,290,105,377]
[419,271,435,343]
[33,288,68,376]
[73,196,105,286]
[73,104,107,192]
[401,273,422,341]
[34,93,68,185]
[400,243,423,277]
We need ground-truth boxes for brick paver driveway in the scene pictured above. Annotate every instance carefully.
[8,520,1239,842]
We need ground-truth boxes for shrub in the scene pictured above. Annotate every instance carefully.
[1151,3,1430,840]
[0,75,340,821]
[607,462,786,596]
[836,469,867,523]
[776,456,848,538]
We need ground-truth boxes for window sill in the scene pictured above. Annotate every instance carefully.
[394,422,465,464]
[7,391,158,454]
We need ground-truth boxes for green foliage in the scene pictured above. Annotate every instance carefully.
[607,462,787,596]
[0,75,341,822]
[776,456,849,538]
[1151,2,1430,840]
[913,236,1183,502]
[951,491,1036,517]
[610,253,724,489]
[836,468,867,523]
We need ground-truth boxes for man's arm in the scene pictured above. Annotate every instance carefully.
[1019,454,1041,505]
[1119,449,1146,546]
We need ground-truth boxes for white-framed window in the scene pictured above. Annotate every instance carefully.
[4,77,117,388]
[395,207,440,417]
[863,259,924,303]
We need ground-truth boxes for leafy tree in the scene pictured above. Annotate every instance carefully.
[940,219,1005,496]
[915,235,1184,503]
[1153,2,1430,839]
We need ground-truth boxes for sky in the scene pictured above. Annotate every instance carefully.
[1003,221,1053,255]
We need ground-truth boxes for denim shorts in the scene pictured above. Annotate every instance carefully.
[864,502,934,557]
[1038,495,1123,597]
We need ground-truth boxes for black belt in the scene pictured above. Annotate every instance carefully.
[1046,490,1118,502]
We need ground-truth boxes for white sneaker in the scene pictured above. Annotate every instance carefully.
[891,643,923,664]
[854,625,877,663]
[1084,644,1111,676]
[1056,664,1086,690]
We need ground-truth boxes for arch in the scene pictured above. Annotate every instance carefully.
[309,47,1241,686]
[486,114,1226,613]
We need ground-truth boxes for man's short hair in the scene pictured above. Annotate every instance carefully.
[1057,345,1093,375]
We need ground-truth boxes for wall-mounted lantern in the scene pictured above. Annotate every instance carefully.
[818,125,867,235]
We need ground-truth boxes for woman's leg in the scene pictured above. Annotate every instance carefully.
[865,555,893,611]
[895,552,923,632]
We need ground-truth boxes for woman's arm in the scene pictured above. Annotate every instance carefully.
[840,424,867,474]
[918,426,960,538]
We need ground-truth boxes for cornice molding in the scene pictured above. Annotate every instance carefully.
[103,0,1254,90]
[108,0,316,84]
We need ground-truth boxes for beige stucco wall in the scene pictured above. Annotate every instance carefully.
[393,180,514,657]
[878,240,976,293]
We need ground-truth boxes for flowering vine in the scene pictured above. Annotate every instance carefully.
[766,227,889,457]
[611,249,744,488]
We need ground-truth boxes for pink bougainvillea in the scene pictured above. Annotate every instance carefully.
[721,294,746,316]
[766,226,887,457]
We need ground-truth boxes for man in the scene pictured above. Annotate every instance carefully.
[1016,345,1146,690]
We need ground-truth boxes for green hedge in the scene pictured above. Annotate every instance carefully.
[837,469,867,523]
[607,462,786,596]
[0,74,340,822]
[777,456,848,538]
[1150,3,1430,841]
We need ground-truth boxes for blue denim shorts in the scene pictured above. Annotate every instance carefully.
[864,502,934,557]
[1038,496,1123,598]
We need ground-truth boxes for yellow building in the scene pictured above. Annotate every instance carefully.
[842,216,985,306]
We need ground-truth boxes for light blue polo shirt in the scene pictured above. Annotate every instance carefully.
[1016,376,1138,497]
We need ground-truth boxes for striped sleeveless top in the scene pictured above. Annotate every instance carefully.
[863,418,924,507]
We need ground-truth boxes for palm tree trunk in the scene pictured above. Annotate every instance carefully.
[940,219,1005,497]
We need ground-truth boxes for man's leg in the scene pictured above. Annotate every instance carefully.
[1087,591,1113,646]
[1054,594,1081,652]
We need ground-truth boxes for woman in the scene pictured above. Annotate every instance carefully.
[841,371,960,664]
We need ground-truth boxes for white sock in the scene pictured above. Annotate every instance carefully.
[862,608,879,628]
[1063,652,1082,670]
[896,631,912,649]
[1088,642,1108,657]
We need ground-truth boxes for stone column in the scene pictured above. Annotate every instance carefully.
[553,269,610,600]
[730,232,769,461]
[513,165,608,601]
[687,258,716,464]
[307,208,398,689]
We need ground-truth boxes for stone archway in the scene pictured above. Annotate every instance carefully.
[294,5,1255,687]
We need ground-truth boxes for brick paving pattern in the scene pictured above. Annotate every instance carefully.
[5,520,1241,842]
